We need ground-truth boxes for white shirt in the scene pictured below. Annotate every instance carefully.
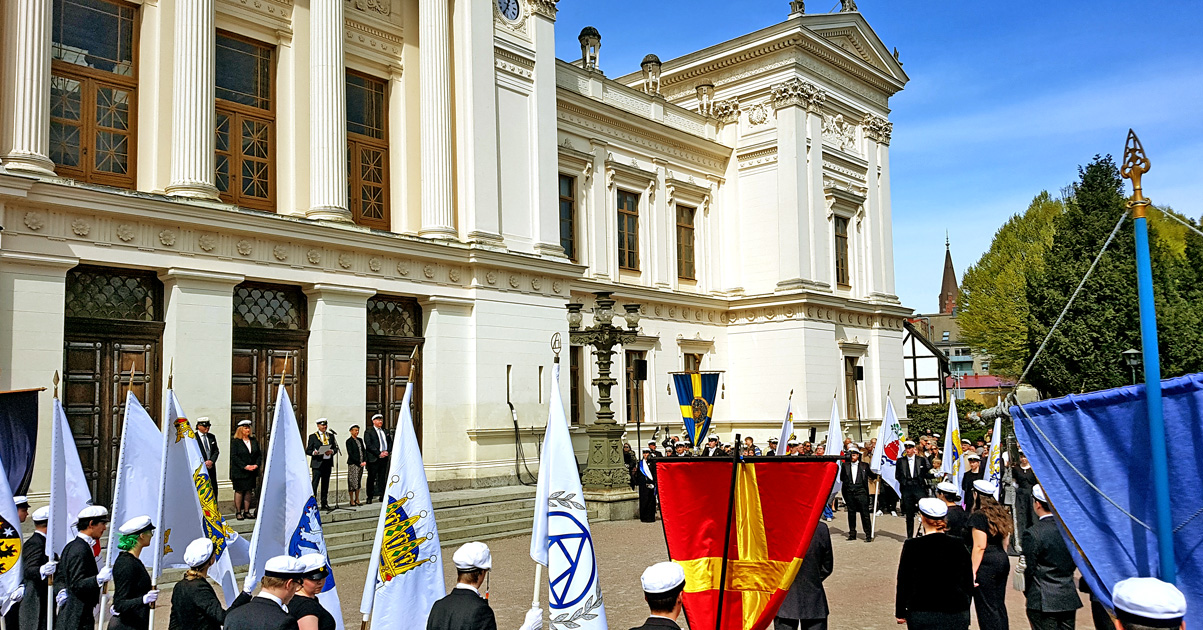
[257,592,289,613]
[1039,513,1054,521]
[909,455,918,477]
[849,462,858,483]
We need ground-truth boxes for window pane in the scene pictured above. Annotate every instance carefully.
[50,121,82,167]
[215,113,230,152]
[559,174,575,261]
[93,130,129,174]
[241,118,269,159]
[216,35,272,110]
[51,75,83,121]
[346,73,386,139]
[216,154,230,192]
[52,0,136,77]
[618,190,639,270]
[242,159,269,198]
[95,85,130,130]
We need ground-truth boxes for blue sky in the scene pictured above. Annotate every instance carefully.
[553,1,1203,314]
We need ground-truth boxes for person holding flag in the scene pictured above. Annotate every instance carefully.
[56,505,112,630]
[984,416,1004,501]
[531,355,604,630]
[167,538,237,630]
[108,516,158,630]
[869,396,904,540]
[0,454,26,625]
[823,396,843,523]
[19,507,52,630]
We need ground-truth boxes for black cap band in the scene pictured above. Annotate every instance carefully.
[1116,610,1183,628]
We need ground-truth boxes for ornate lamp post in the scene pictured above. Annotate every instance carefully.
[568,292,640,491]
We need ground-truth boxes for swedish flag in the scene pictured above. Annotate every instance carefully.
[671,372,721,446]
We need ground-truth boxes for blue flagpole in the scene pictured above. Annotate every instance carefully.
[1122,130,1175,583]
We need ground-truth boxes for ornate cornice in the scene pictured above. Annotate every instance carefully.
[861,113,892,145]
[528,0,556,20]
[770,78,826,113]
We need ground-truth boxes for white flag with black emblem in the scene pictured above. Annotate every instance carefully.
[530,362,607,630]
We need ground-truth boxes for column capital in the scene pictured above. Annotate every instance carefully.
[158,268,245,288]
[861,113,893,145]
[0,250,78,271]
[303,283,375,303]
[771,78,826,113]
[530,0,557,20]
[418,295,474,313]
[711,98,740,124]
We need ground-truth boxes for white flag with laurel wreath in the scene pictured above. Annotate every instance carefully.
[530,363,607,630]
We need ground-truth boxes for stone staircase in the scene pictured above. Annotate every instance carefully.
[157,485,536,590]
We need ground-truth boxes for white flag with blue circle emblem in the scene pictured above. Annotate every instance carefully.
[530,363,607,629]
[248,385,344,629]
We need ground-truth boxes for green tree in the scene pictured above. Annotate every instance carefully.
[957,192,1063,379]
[905,399,986,438]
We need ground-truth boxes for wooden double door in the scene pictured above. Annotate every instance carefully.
[366,340,422,447]
[231,331,307,446]
[62,321,162,506]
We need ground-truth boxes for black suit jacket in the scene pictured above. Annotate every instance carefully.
[197,432,220,467]
[1023,516,1083,613]
[306,431,339,469]
[895,455,931,492]
[778,522,833,620]
[425,588,497,630]
[630,617,681,630]
[346,436,366,464]
[223,596,299,630]
[55,536,100,630]
[167,576,227,630]
[18,531,48,630]
[896,533,973,619]
[109,551,152,630]
[364,426,390,463]
[839,461,872,498]
[229,437,261,481]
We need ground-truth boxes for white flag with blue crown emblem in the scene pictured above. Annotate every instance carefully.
[248,385,344,629]
[530,363,607,630]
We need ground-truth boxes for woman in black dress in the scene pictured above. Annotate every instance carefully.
[168,538,236,630]
[109,516,159,630]
[1011,453,1039,534]
[230,419,261,520]
[292,554,337,630]
[968,480,1012,630]
[896,498,973,629]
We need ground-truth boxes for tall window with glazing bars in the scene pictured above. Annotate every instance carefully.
[559,174,576,261]
[216,33,274,211]
[346,71,389,229]
[617,190,640,271]
[50,0,138,188]
[834,216,850,287]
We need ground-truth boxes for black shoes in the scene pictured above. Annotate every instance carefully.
[846,533,857,541]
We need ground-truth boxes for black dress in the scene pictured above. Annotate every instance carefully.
[968,512,1011,630]
[229,437,261,493]
[167,574,227,630]
[896,532,973,630]
[108,551,152,630]
[289,594,336,630]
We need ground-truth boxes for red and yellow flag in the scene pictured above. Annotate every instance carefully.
[655,458,837,630]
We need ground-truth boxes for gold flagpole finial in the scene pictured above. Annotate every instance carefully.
[281,354,293,387]
[53,371,60,399]
[788,388,794,400]
[167,358,174,390]
[1121,129,1152,219]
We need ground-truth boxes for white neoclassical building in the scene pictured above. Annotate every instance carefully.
[0,0,910,504]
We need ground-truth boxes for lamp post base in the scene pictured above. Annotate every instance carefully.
[580,422,630,490]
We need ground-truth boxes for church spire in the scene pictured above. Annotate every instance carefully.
[938,236,958,314]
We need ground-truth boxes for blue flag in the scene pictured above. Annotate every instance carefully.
[671,372,720,446]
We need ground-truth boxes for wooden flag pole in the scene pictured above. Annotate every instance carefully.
[714,433,742,630]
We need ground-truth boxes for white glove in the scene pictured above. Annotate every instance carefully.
[40,561,57,578]
[518,607,542,630]
[55,589,68,609]
[109,606,119,617]
[142,590,159,605]
[96,566,113,586]
[243,574,257,594]
[1,585,25,615]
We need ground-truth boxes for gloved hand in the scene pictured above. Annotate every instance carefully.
[1,585,25,615]
[243,574,257,594]
[142,590,159,605]
[40,561,57,578]
[96,566,113,586]
[109,606,119,617]
[55,589,68,609]
[518,606,542,630]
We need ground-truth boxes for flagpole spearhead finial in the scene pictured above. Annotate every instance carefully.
[167,358,174,390]
[53,370,60,398]
[550,332,562,364]
[1122,129,1152,216]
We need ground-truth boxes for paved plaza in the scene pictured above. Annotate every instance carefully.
[147,510,1096,629]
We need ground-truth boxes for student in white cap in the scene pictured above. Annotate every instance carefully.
[426,542,541,630]
[19,506,53,630]
[936,481,969,547]
[968,480,1012,630]
[1021,485,1081,629]
[896,440,933,539]
[289,554,336,630]
[633,561,686,629]
[57,505,112,630]
[775,519,833,630]
[230,419,261,521]
[13,496,29,523]
[1111,577,1186,630]
[961,453,984,511]
[167,538,229,630]
[839,445,874,542]
[895,498,973,629]
[109,516,158,630]
[224,555,307,630]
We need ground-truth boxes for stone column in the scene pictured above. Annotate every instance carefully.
[1,0,56,175]
[304,285,372,434]
[417,296,476,483]
[770,78,826,291]
[0,251,77,497]
[159,269,243,466]
[165,0,219,199]
[418,0,456,238]
[531,1,566,257]
[806,105,830,286]
[306,0,351,221]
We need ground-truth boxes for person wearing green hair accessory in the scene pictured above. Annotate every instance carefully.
[109,516,159,630]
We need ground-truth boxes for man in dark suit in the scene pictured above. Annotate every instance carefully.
[775,521,833,630]
[364,414,390,503]
[55,506,112,630]
[1023,485,1082,630]
[306,418,339,509]
[19,507,52,630]
[895,440,932,539]
[223,555,303,630]
[699,436,722,457]
[195,418,220,501]
[632,561,686,630]
[839,446,874,542]
[427,542,540,630]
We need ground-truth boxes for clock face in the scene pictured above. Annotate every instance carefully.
[497,0,520,21]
